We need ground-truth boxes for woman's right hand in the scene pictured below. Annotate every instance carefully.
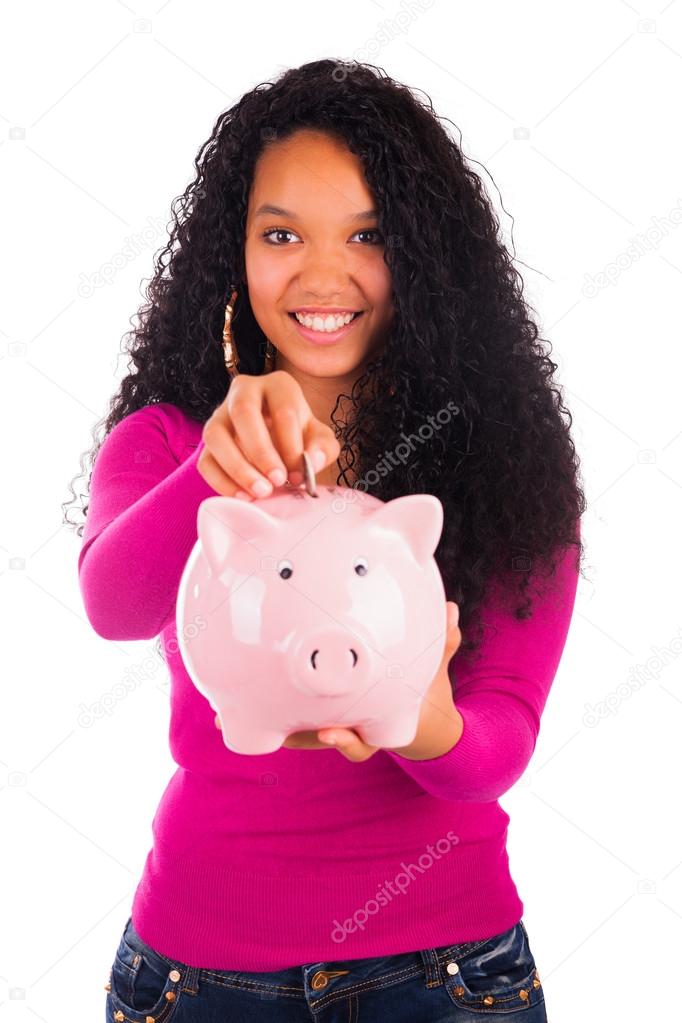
[196,370,342,499]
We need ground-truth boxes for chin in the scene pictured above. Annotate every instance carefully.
[281,344,368,372]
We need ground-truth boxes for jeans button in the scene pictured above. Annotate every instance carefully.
[311,969,350,990]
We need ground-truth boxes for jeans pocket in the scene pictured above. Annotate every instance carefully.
[107,917,186,1022]
[442,920,544,1014]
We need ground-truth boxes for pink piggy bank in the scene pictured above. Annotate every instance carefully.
[176,484,447,755]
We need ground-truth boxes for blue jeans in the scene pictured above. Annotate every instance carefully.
[105,914,547,1020]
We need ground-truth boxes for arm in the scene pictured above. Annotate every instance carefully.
[77,404,217,641]
[384,529,580,802]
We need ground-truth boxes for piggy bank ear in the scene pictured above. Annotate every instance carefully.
[368,494,444,564]
[197,497,282,574]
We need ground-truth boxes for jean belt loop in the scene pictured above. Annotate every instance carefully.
[178,962,201,997]
[419,947,443,988]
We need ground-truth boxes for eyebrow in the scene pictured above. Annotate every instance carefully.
[253,204,378,223]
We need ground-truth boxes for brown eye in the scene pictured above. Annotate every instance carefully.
[351,229,383,245]
[354,557,368,576]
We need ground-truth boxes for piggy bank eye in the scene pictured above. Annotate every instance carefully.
[278,559,293,580]
[353,557,368,576]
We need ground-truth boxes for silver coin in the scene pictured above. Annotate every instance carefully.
[301,450,318,498]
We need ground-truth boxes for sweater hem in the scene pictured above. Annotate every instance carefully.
[130,833,524,970]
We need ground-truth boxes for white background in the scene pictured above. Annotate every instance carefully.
[2,1,681,1020]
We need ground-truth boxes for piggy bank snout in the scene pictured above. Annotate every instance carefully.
[290,625,371,698]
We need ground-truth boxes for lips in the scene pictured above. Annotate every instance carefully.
[289,308,363,316]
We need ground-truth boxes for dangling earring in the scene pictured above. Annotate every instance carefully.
[222,288,277,378]
[263,337,277,373]
[222,288,240,378]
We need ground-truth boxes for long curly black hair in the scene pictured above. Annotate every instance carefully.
[63,58,586,661]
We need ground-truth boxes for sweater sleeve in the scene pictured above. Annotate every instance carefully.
[384,528,580,803]
[77,404,218,641]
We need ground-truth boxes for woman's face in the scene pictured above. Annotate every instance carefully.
[243,129,394,382]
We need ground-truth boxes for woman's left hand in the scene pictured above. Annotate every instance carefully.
[214,601,463,763]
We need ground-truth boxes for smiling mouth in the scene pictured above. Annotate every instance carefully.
[288,311,364,322]
[287,310,365,337]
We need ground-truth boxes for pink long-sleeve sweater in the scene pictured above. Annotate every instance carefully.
[78,401,580,971]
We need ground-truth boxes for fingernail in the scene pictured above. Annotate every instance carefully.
[289,470,304,486]
[252,478,273,498]
[310,448,326,471]
[450,604,459,627]
[268,468,287,487]
[234,490,253,501]
[319,733,337,744]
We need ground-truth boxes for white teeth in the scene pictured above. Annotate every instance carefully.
[294,311,358,331]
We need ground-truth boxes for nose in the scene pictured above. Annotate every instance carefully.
[290,625,371,698]
[297,250,352,299]
[311,646,358,669]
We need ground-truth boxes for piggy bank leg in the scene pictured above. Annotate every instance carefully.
[359,717,420,750]
[215,709,287,755]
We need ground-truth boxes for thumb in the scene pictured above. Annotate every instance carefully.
[442,601,461,664]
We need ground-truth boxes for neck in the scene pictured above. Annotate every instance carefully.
[272,350,366,433]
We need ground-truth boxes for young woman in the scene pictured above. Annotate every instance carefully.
[67,59,585,1022]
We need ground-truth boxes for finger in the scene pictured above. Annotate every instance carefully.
[282,730,329,749]
[202,414,276,499]
[265,374,341,479]
[205,413,286,497]
[266,403,308,484]
[196,444,250,500]
[440,602,462,669]
[226,384,290,488]
[317,728,378,762]
[448,607,461,651]
[301,419,342,475]
[257,371,315,480]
